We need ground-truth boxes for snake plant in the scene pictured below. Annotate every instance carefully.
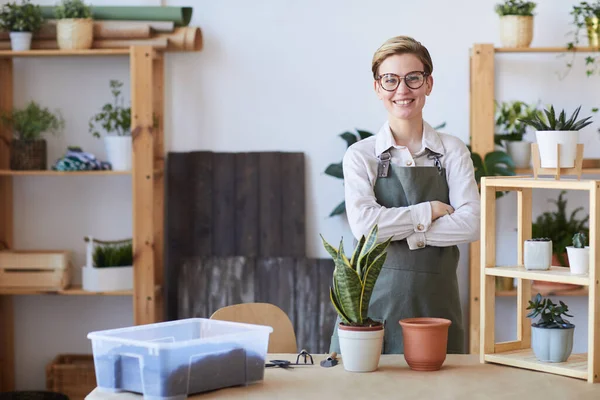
[320,224,392,327]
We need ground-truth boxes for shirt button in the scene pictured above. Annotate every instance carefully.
[417,241,425,248]
[406,160,413,166]
[417,224,424,231]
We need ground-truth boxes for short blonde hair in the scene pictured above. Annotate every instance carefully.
[371,36,433,79]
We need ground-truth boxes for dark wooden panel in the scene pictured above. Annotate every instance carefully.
[281,153,305,257]
[234,153,259,257]
[165,152,194,320]
[255,257,296,327]
[318,258,337,353]
[177,257,209,318]
[191,151,213,256]
[212,153,236,256]
[206,256,255,316]
[258,153,282,257]
[294,258,320,354]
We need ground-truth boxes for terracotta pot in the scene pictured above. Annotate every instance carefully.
[399,317,451,371]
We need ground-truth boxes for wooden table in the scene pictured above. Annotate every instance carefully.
[86,354,600,399]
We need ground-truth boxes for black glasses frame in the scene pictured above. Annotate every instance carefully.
[376,71,429,91]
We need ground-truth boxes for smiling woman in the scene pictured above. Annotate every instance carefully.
[329,35,481,356]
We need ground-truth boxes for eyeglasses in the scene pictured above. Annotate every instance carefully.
[376,71,428,91]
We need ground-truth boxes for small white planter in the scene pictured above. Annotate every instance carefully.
[566,246,590,275]
[524,239,552,270]
[82,265,133,292]
[535,130,579,168]
[338,324,384,372]
[104,135,132,171]
[531,325,574,363]
[9,32,32,51]
[504,141,531,168]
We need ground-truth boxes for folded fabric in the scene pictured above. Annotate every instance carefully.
[52,147,112,171]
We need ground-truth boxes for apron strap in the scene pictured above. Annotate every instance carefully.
[377,150,392,178]
[426,149,444,175]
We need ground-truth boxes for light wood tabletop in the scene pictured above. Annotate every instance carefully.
[86,353,600,399]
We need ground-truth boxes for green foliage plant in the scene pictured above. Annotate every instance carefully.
[527,293,574,329]
[494,0,536,16]
[321,224,392,327]
[55,0,92,19]
[0,101,64,141]
[518,105,593,131]
[89,80,131,138]
[494,100,543,144]
[0,0,43,33]
[92,239,133,268]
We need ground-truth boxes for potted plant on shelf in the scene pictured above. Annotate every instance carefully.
[566,231,590,275]
[494,0,536,48]
[494,100,543,168]
[89,79,132,171]
[82,236,133,292]
[519,104,593,168]
[524,237,552,270]
[54,0,93,50]
[0,0,43,51]
[527,293,575,363]
[569,1,600,48]
[321,224,392,372]
[0,101,64,170]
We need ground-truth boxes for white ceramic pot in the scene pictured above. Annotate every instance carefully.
[524,239,552,270]
[531,325,574,363]
[82,265,133,292]
[9,32,32,51]
[535,130,579,168]
[504,141,531,168]
[499,15,533,48]
[104,135,132,171]
[338,324,384,372]
[566,246,589,275]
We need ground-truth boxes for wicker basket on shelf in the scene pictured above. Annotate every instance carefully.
[46,354,97,400]
[499,15,533,48]
[10,139,47,170]
[57,18,94,50]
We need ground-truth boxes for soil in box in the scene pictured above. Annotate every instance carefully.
[95,341,266,398]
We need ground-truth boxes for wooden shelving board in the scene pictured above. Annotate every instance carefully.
[515,168,600,175]
[495,46,600,53]
[485,266,590,286]
[485,349,589,380]
[0,284,132,296]
[496,287,589,297]
[482,176,594,190]
[0,170,130,176]
[0,49,130,57]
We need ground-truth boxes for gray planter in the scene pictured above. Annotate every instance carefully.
[531,325,574,362]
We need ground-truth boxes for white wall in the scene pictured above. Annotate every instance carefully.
[7,0,600,389]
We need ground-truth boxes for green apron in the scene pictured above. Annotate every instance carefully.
[329,149,465,354]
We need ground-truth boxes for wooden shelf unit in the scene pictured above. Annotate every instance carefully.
[468,43,600,355]
[496,287,589,297]
[0,43,199,390]
[479,176,600,382]
[0,285,133,296]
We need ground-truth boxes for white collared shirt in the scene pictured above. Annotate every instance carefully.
[343,120,480,250]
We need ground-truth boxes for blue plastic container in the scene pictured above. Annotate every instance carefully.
[87,318,273,400]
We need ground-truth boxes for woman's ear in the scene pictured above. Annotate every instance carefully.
[426,75,434,96]
[373,80,382,100]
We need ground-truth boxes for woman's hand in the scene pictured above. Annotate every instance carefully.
[430,200,455,221]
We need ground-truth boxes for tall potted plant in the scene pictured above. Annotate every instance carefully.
[55,0,93,50]
[89,79,132,171]
[321,224,392,372]
[0,0,43,51]
[519,105,593,168]
[495,0,537,48]
[527,293,575,363]
[0,101,64,170]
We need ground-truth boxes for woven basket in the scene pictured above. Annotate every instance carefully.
[499,15,533,48]
[46,354,97,400]
[10,139,46,170]
[56,18,93,50]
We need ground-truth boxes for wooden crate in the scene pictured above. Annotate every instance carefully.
[46,354,96,400]
[0,250,71,290]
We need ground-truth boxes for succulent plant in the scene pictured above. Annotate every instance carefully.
[572,231,587,248]
[518,105,593,131]
[527,293,574,329]
[321,224,392,327]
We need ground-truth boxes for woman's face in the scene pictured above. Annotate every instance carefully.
[374,53,433,122]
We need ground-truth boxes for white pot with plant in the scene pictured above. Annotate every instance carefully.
[82,236,133,292]
[567,232,590,275]
[321,224,392,372]
[527,293,575,363]
[495,0,536,48]
[89,80,132,171]
[494,100,543,168]
[0,101,64,170]
[520,105,593,168]
[0,0,43,51]
[524,237,552,270]
[55,0,94,50]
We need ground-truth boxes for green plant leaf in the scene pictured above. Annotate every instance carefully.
[333,262,363,324]
[324,162,343,179]
[339,131,358,148]
[320,234,339,259]
[329,201,345,217]
[357,225,379,273]
[356,129,374,140]
[330,286,350,325]
[350,234,366,270]
[359,250,388,320]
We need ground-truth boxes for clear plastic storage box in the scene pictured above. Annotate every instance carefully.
[87,318,273,400]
